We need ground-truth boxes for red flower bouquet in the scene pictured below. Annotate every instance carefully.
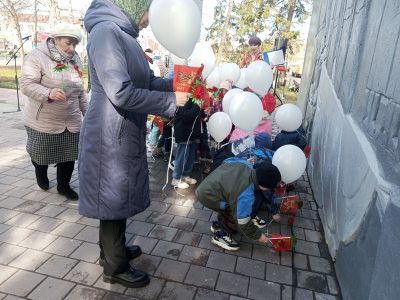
[174,64,209,105]
[191,79,207,105]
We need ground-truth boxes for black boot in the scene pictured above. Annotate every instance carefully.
[99,245,142,267]
[103,266,150,288]
[57,161,78,200]
[32,160,49,190]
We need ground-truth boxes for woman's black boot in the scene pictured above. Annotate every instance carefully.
[57,161,78,200]
[32,160,49,190]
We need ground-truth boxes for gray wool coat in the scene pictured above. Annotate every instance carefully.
[78,0,176,220]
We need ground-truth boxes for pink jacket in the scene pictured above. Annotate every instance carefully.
[229,119,273,142]
[20,39,88,134]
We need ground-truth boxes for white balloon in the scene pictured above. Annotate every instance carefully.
[220,63,241,84]
[275,104,303,132]
[222,88,242,114]
[170,53,186,65]
[208,112,232,142]
[206,67,221,88]
[272,145,307,183]
[236,68,247,89]
[188,42,216,78]
[229,92,263,133]
[246,60,273,96]
[149,62,160,77]
[149,0,201,58]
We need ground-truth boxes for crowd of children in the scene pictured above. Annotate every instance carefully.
[147,79,307,251]
[146,35,308,251]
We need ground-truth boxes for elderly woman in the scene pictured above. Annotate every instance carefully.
[79,0,188,288]
[20,23,88,200]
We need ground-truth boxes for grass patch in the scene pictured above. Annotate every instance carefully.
[283,87,298,104]
[0,65,89,90]
[0,80,17,89]
[274,86,299,105]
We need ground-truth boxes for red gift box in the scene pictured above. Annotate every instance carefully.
[270,234,294,251]
[279,195,298,215]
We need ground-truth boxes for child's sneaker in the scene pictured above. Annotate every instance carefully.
[182,176,197,185]
[171,178,189,189]
[210,220,221,234]
[211,230,240,251]
[252,216,267,228]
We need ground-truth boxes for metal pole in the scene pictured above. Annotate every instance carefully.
[3,38,29,113]
[14,55,21,111]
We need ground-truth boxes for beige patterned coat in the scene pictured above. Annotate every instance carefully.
[20,38,88,134]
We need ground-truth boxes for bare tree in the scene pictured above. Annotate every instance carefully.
[47,0,60,27]
[0,0,32,58]
[68,0,73,23]
[216,0,234,63]
[34,0,37,46]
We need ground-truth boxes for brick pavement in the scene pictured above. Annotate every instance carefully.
[0,98,341,299]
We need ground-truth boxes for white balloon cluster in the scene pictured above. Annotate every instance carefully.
[149,0,306,182]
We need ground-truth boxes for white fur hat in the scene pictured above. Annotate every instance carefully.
[51,23,82,43]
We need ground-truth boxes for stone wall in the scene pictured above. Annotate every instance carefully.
[297,1,400,299]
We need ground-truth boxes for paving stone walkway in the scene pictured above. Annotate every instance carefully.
[0,95,341,299]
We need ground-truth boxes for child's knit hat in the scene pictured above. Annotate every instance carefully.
[256,161,281,188]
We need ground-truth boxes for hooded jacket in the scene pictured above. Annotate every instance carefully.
[78,0,176,220]
[272,126,307,151]
[20,38,87,133]
[196,158,263,240]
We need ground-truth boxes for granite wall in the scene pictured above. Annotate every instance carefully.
[297,1,400,299]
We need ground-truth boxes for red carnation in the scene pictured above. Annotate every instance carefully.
[193,85,206,99]
[287,217,294,227]
[297,201,303,208]
[54,63,68,72]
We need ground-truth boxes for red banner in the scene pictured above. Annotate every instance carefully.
[173,65,203,93]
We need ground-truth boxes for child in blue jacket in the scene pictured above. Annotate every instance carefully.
[196,158,281,251]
